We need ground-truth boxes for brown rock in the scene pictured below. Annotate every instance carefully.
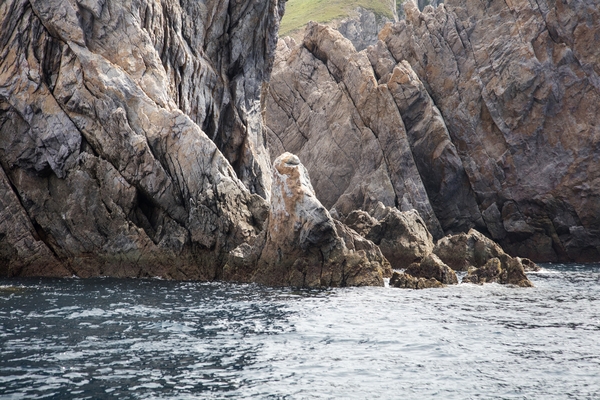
[378,0,600,261]
[405,253,458,285]
[344,203,435,270]
[434,229,504,272]
[390,270,444,289]
[265,24,444,238]
[463,255,533,287]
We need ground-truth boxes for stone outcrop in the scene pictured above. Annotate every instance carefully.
[390,270,443,289]
[343,202,434,270]
[334,7,397,52]
[434,229,533,286]
[433,229,504,272]
[0,0,284,278]
[405,253,458,285]
[266,0,600,263]
[225,153,392,287]
[463,255,533,288]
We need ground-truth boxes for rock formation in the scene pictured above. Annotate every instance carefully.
[389,270,444,289]
[266,0,600,263]
[266,24,445,238]
[434,229,534,286]
[462,255,533,288]
[344,202,434,270]
[0,0,284,278]
[404,253,458,285]
[224,153,392,287]
[333,7,397,52]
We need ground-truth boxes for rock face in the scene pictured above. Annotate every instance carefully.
[0,0,284,278]
[344,202,434,270]
[335,7,397,52]
[266,0,600,263]
[225,153,392,287]
[266,24,445,239]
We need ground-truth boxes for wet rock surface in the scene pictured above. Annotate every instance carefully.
[390,270,444,289]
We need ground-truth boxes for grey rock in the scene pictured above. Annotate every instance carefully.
[344,203,435,270]
[463,255,533,287]
[265,24,444,238]
[0,0,283,278]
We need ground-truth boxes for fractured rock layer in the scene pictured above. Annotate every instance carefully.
[0,0,283,278]
[267,0,600,262]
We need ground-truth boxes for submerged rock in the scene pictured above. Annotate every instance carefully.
[227,153,392,287]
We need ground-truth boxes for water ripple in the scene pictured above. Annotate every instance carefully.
[1,265,599,399]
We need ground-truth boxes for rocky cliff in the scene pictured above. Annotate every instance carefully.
[266,0,600,263]
[0,0,284,278]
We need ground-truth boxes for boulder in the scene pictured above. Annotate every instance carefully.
[344,202,435,270]
[463,255,533,287]
[231,153,392,287]
[405,253,458,285]
[434,229,504,272]
[389,271,444,289]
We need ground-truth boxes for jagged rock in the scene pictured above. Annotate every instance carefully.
[389,270,444,289]
[265,23,444,238]
[434,229,504,272]
[405,253,458,285]
[238,153,392,287]
[335,7,397,52]
[377,0,600,261]
[434,228,534,286]
[0,0,283,277]
[463,255,533,287]
[344,202,434,270]
[268,0,600,263]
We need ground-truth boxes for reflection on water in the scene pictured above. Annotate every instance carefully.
[1,264,599,399]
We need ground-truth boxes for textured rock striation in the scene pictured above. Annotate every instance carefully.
[334,7,397,52]
[266,24,445,239]
[0,0,284,278]
[225,153,392,287]
[266,0,600,262]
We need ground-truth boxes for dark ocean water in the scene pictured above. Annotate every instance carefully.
[1,264,599,399]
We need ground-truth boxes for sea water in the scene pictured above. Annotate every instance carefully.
[1,264,599,399]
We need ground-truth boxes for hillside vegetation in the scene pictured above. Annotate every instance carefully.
[280,0,396,36]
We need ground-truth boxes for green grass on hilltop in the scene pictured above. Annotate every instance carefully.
[280,0,396,37]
